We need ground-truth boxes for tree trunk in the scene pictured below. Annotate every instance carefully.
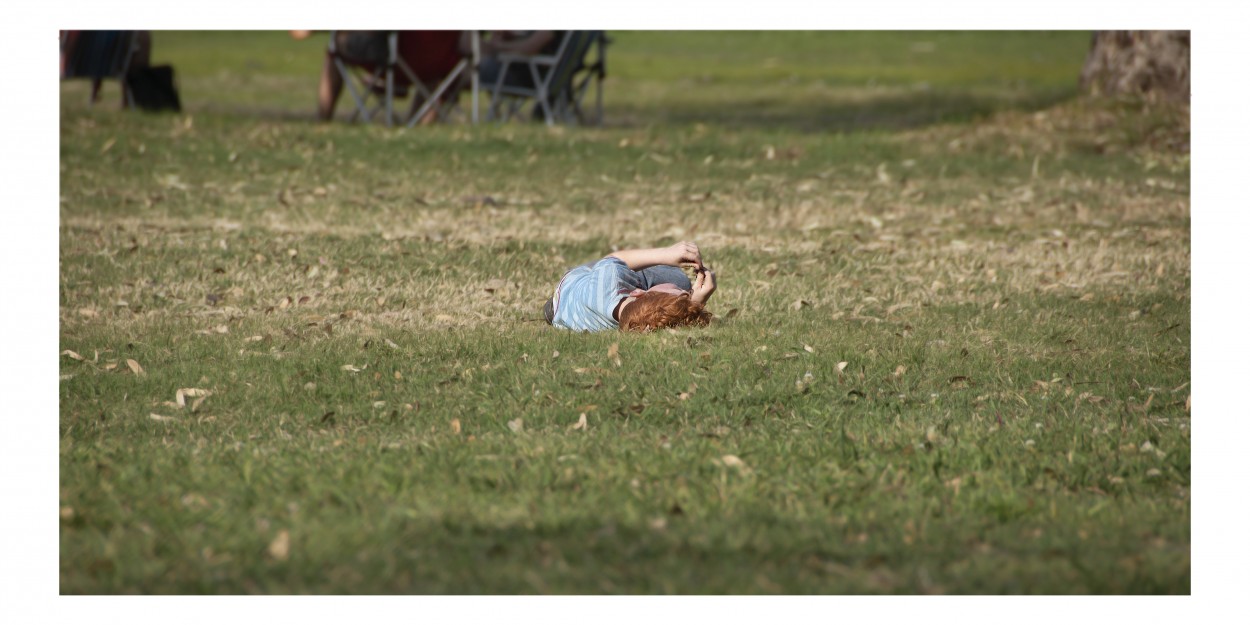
[1079,31,1190,101]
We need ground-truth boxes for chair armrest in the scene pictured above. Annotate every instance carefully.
[496,52,559,67]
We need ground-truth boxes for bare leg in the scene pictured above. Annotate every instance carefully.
[318,53,342,121]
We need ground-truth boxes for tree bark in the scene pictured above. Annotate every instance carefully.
[1080,31,1190,101]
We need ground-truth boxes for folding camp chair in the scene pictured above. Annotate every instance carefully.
[60,30,140,108]
[328,31,469,127]
[485,30,607,126]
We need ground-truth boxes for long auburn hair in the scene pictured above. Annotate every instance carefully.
[618,291,711,332]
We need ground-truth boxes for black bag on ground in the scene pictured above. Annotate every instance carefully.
[125,65,182,112]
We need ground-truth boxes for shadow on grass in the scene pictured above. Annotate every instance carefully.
[160,84,1082,137]
[606,86,1080,133]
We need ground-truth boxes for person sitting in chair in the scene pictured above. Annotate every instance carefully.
[474,30,566,120]
[474,31,563,89]
[293,30,464,124]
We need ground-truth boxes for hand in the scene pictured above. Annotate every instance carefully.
[691,266,716,305]
[666,241,702,268]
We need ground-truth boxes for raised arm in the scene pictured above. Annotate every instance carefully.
[609,241,702,270]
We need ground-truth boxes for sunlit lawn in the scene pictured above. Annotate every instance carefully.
[59,30,1189,593]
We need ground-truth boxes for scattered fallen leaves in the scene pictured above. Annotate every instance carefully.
[126,359,145,376]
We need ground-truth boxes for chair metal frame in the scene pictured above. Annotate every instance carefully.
[485,31,606,126]
[329,31,469,127]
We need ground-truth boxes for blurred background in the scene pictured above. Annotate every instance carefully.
[60,31,1117,131]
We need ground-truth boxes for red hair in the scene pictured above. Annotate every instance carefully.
[618,292,711,332]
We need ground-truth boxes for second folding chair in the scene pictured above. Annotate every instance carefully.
[485,30,607,126]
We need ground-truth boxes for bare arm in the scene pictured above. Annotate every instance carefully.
[483,31,555,56]
[609,241,702,270]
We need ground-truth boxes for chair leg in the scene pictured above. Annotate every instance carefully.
[529,64,554,126]
[334,58,372,123]
[407,58,469,128]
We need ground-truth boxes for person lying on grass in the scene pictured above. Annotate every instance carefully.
[543,241,717,332]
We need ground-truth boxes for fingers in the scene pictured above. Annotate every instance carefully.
[674,241,701,267]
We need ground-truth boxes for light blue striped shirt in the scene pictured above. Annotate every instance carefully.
[552,257,647,332]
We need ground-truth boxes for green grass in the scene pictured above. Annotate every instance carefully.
[59,31,1189,594]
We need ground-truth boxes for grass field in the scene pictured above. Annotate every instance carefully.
[58,31,1190,594]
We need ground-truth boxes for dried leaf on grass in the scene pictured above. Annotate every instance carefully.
[718,455,751,472]
[267,529,290,561]
[571,413,588,430]
[450,418,461,434]
[607,342,621,367]
[175,388,211,411]
[126,359,145,376]
[61,350,84,361]
[149,413,176,422]
[507,418,524,433]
